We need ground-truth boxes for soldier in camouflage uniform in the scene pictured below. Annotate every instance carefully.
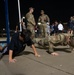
[38,10,50,37]
[25,7,36,38]
[33,33,74,56]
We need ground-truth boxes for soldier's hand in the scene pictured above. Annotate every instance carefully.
[9,58,17,63]
[51,52,59,56]
[35,54,41,57]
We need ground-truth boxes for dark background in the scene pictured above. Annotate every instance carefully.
[0,0,74,30]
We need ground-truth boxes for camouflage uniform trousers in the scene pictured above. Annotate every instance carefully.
[39,24,48,37]
[27,25,35,37]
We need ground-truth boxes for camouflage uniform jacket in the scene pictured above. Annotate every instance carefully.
[38,14,50,24]
[26,12,36,27]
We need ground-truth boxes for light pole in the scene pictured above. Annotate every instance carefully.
[4,0,10,44]
[17,0,22,32]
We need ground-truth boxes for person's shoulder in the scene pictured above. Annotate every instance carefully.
[26,12,30,16]
[45,14,49,17]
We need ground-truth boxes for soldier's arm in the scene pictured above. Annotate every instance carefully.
[26,38,40,57]
[46,15,50,23]
[9,50,16,63]
[38,16,41,22]
[32,16,36,26]
[48,42,54,53]
[48,40,59,56]
[31,44,40,57]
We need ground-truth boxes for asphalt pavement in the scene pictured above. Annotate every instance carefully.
[0,46,74,75]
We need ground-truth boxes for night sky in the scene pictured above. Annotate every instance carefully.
[0,0,74,30]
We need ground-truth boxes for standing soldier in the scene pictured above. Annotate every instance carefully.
[25,7,36,38]
[38,10,50,37]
